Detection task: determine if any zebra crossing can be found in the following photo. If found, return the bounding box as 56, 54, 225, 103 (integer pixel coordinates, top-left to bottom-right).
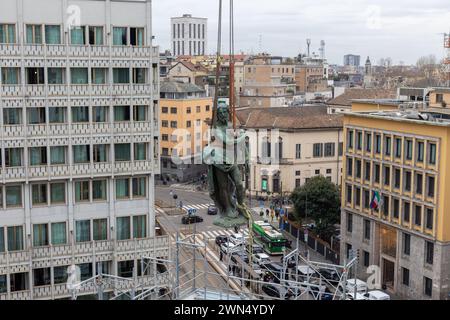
181, 203, 213, 212
201, 228, 250, 240
155, 207, 165, 214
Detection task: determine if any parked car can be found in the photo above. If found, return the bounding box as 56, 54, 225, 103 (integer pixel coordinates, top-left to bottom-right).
345, 292, 368, 300
261, 284, 291, 299
281, 256, 297, 268
293, 265, 318, 282
246, 243, 264, 254
207, 205, 218, 215
263, 262, 288, 283
215, 235, 228, 246
252, 253, 271, 266
318, 268, 340, 283
345, 278, 368, 294
229, 233, 245, 245
231, 251, 249, 264
363, 290, 391, 300
181, 215, 203, 225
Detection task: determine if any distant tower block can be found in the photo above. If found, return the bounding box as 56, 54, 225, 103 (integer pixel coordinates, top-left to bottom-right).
320, 40, 325, 59
364, 56, 373, 87
306, 39, 311, 57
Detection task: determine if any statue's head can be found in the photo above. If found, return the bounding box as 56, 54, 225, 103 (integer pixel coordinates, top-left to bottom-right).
217, 102, 229, 124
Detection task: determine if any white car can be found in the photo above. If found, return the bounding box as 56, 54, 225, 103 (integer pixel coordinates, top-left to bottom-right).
220, 242, 239, 254
229, 233, 245, 245
345, 278, 368, 294
346, 292, 368, 300
252, 253, 271, 266
363, 290, 391, 300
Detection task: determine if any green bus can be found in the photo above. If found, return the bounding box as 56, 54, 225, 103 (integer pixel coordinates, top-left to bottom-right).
252, 221, 288, 255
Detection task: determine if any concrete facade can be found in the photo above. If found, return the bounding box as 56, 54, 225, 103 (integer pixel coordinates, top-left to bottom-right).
171, 14, 207, 56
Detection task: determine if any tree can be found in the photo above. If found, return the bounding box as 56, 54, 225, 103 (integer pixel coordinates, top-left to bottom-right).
290, 176, 341, 240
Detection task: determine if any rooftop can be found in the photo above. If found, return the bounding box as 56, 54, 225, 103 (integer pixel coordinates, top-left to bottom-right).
160, 81, 205, 94
327, 88, 397, 106
236, 105, 343, 130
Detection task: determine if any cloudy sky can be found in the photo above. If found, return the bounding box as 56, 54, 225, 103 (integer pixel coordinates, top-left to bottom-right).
152, 0, 450, 65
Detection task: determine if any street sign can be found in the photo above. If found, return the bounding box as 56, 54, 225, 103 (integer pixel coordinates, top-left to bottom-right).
188, 208, 197, 215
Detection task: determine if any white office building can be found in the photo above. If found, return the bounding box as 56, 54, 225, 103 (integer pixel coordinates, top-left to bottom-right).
0, 0, 169, 300
171, 14, 207, 56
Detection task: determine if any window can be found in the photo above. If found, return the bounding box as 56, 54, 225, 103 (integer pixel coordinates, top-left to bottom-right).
50, 183, 65, 204
0, 24, 16, 43
75, 181, 90, 202
402, 268, 410, 286
92, 68, 106, 84
113, 68, 129, 84
73, 145, 90, 163
394, 168, 401, 189
161, 107, 168, 114
116, 179, 130, 199
32, 184, 47, 205
405, 139, 413, 160
117, 217, 131, 240
425, 208, 434, 230
425, 241, 434, 265
324, 143, 335, 157
403, 202, 410, 223
364, 220, 371, 240
93, 144, 108, 163
383, 166, 390, 186
133, 68, 146, 84
50, 146, 66, 165
206, 105, 210, 112
315, 169, 320, 175
134, 143, 147, 161
51, 222, 66, 245
346, 158, 353, 177
393, 198, 400, 219
113, 27, 127, 45
403, 233, 410, 256
78, 263, 93, 281
313, 143, 323, 158
0, 228, 4, 253
186, 120, 192, 128
5, 148, 22, 167
295, 144, 301, 159
33, 224, 48, 247
30, 147, 47, 166
71, 68, 88, 84
383, 196, 389, 216
414, 205, 422, 227
355, 160, 361, 179
170, 121, 178, 128
33, 268, 51, 287
364, 190, 370, 209
346, 185, 352, 204
363, 251, 370, 267
114, 106, 130, 121
45, 25, 61, 44
347, 130, 353, 149
7, 226, 23, 251
427, 175, 435, 198
196, 106, 201, 113
404, 171, 411, 192
132, 177, 146, 197
428, 143, 436, 165
424, 277, 432, 297
355, 187, 361, 207
346, 243, 352, 260
93, 180, 107, 201
88, 26, 104, 45
133, 215, 147, 239
326, 169, 332, 174
416, 141, 424, 162
75, 220, 91, 243
365, 133, 372, 152
162, 134, 168, 141
338, 142, 343, 156
48, 67, 64, 84
395, 138, 402, 158
26, 24, 42, 44
375, 134, 381, 154
130, 27, 144, 46
28, 107, 46, 124
3, 108, 22, 125
70, 26, 86, 45
72, 107, 89, 123
6, 185, 22, 207
49, 107, 65, 123
384, 136, 391, 156
54, 266, 68, 284
356, 131, 362, 150
347, 213, 353, 233
118, 260, 134, 278
133, 106, 146, 121
187, 107, 191, 114
115, 144, 131, 161
364, 161, 371, 181
1, 67, 20, 84
416, 173, 423, 195
93, 219, 108, 241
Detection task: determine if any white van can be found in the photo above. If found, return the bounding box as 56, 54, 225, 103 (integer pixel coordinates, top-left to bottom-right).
229, 233, 245, 245
345, 278, 368, 294
363, 290, 391, 300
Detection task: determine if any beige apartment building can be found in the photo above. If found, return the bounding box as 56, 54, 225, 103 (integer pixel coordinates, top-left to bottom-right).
295, 64, 328, 93
237, 106, 343, 195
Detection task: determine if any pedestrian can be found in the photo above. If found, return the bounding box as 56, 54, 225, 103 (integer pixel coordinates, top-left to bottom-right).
265, 209, 269, 218
270, 211, 274, 223
220, 250, 223, 261
260, 210, 264, 217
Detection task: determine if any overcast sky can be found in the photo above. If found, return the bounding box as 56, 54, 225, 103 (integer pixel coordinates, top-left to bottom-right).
152, 0, 450, 65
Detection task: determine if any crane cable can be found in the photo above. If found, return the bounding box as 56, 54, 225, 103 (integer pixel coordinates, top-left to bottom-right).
212, 0, 223, 127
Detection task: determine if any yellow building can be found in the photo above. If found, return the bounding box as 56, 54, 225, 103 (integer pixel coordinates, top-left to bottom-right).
341, 100, 450, 300
429, 88, 450, 108
160, 81, 212, 182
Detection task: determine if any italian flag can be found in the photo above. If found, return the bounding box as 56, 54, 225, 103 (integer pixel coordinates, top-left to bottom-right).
370, 191, 381, 210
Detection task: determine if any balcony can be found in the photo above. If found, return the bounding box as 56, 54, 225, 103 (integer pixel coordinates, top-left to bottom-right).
1, 85, 22, 97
